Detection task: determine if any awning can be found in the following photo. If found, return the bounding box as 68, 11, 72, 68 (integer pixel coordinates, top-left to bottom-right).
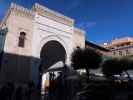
45, 61, 65, 72
44, 61, 79, 80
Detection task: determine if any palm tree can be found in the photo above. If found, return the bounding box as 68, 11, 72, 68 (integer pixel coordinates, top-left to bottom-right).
71, 48, 102, 79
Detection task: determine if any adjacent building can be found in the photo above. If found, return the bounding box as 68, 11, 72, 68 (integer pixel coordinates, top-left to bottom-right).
103, 37, 133, 57
85, 40, 110, 56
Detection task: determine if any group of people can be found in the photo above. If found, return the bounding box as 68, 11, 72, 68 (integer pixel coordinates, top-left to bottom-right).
42, 71, 78, 100
0, 81, 40, 100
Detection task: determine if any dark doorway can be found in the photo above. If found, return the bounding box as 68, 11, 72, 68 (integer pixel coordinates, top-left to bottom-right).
39, 40, 66, 73
39, 41, 67, 100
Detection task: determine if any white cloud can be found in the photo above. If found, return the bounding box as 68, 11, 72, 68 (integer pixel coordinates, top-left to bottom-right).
77, 21, 96, 30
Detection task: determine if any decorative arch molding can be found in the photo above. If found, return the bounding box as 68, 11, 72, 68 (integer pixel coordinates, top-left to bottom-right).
37, 35, 69, 60
30, 35, 69, 86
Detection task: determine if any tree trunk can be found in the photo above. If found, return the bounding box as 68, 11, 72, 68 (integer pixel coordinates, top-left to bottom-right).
85, 68, 90, 82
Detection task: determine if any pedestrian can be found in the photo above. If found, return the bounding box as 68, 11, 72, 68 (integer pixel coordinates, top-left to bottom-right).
15, 86, 23, 100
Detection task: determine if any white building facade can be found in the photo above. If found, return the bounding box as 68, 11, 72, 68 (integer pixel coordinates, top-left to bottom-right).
0, 3, 85, 85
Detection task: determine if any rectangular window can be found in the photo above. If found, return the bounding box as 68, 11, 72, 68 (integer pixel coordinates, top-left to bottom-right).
18, 37, 25, 47
119, 51, 122, 56
18, 32, 26, 48
126, 49, 130, 55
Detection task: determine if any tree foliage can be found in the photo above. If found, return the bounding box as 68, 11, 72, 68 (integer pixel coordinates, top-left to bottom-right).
102, 57, 133, 78
102, 58, 124, 77
71, 48, 102, 70
120, 57, 133, 70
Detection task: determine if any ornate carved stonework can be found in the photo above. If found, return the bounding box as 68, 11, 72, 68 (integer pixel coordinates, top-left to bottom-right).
32, 3, 74, 26
10, 3, 34, 19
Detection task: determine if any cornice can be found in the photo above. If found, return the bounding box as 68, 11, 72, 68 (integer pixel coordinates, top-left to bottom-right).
74, 27, 85, 36
10, 3, 34, 19
32, 3, 74, 26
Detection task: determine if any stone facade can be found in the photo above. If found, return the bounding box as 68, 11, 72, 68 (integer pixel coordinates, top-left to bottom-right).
0, 3, 85, 84
3, 3, 33, 56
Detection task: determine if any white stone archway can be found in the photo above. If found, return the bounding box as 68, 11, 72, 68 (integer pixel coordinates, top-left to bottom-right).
31, 35, 71, 85
37, 35, 70, 65
39, 35, 67, 56
40, 40, 66, 69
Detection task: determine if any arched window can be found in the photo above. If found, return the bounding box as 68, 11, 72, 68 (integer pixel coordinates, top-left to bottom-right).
18, 32, 26, 47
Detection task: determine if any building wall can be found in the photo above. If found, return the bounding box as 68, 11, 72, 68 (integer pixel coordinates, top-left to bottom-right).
0, 3, 34, 83
0, 3, 85, 84
3, 4, 33, 56
111, 46, 133, 57
103, 37, 133, 57
73, 28, 85, 49
31, 3, 85, 64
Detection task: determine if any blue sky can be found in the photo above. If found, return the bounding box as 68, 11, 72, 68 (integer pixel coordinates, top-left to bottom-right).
0, 0, 133, 44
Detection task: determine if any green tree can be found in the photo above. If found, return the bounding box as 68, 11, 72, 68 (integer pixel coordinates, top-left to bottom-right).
71, 48, 102, 79
102, 57, 133, 80
119, 57, 133, 81
102, 58, 123, 78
